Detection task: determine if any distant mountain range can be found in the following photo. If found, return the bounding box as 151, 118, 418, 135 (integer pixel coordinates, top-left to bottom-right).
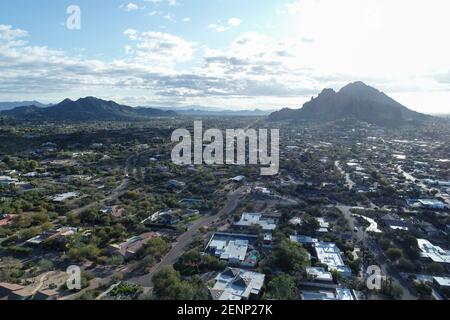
0, 99, 275, 121
0, 83, 435, 125
269, 82, 432, 127
0, 101, 50, 111
0, 97, 177, 121
158, 106, 275, 116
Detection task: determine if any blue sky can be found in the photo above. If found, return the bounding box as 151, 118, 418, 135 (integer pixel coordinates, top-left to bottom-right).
0, 0, 282, 59
0, 0, 449, 113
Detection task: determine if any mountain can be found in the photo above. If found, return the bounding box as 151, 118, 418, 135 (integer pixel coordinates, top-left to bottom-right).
1, 97, 177, 121
173, 108, 274, 116
0, 101, 50, 111
158, 105, 276, 116
269, 82, 432, 127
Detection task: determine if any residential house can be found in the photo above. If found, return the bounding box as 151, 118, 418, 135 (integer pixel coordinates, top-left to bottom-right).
381, 213, 413, 231
408, 199, 448, 210
0, 283, 32, 300
230, 176, 246, 182
99, 206, 125, 219
233, 213, 277, 232
109, 232, 160, 258
34, 289, 59, 300
252, 186, 271, 197
289, 217, 302, 226
209, 267, 265, 300
314, 242, 352, 277
144, 208, 199, 225
301, 288, 356, 300
0, 176, 18, 186
165, 180, 186, 190
433, 277, 450, 292
419, 222, 441, 237
206, 233, 259, 267
0, 213, 14, 227
290, 235, 319, 247
317, 217, 330, 233
305, 267, 334, 283
26, 227, 77, 246
51, 192, 79, 203
417, 239, 450, 264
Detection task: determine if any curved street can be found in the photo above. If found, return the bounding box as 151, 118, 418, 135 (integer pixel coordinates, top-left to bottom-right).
127, 186, 247, 288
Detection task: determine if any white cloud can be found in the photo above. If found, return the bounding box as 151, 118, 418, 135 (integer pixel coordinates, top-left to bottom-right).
123, 28, 196, 66
228, 18, 242, 27
120, 2, 144, 12
208, 24, 227, 33
0, 25, 28, 41
208, 17, 243, 32
144, 0, 178, 6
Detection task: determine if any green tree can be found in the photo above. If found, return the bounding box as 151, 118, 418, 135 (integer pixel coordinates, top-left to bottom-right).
38, 259, 54, 271
143, 237, 170, 259
265, 274, 297, 300
272, 239, 310, 272
174, 250, 225, 276
152, 267, 195, 300
381, 279, 403, 300
386, 248, 403, 261
414, 282, 432, 299
426, 263, 444, 275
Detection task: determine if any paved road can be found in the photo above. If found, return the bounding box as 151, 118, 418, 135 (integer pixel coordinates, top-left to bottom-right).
337, 204, 417, 300
334, 158, 418, 301
67, 155, 140, 216
127, 186, 247, 287
67, 178, 130, 215
335, 161, 355, 189
125, 155, 134, 178
335, 160, 419, 299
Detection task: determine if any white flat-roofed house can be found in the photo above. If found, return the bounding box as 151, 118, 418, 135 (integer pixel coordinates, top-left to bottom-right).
314, 242, 352, 277
209, 267, 265, 301
289, 217, 302, 226
306, 267, 334, 283
433, 277, 450, 290
317, 217, 330, 233
234, 213, 277, 232
51, 192, 79, 203
206, 233, 259, 267
301, 288, 356, 300
417, 239, 450, 264
210, 238, 248, 265
263, 232, 273, 245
